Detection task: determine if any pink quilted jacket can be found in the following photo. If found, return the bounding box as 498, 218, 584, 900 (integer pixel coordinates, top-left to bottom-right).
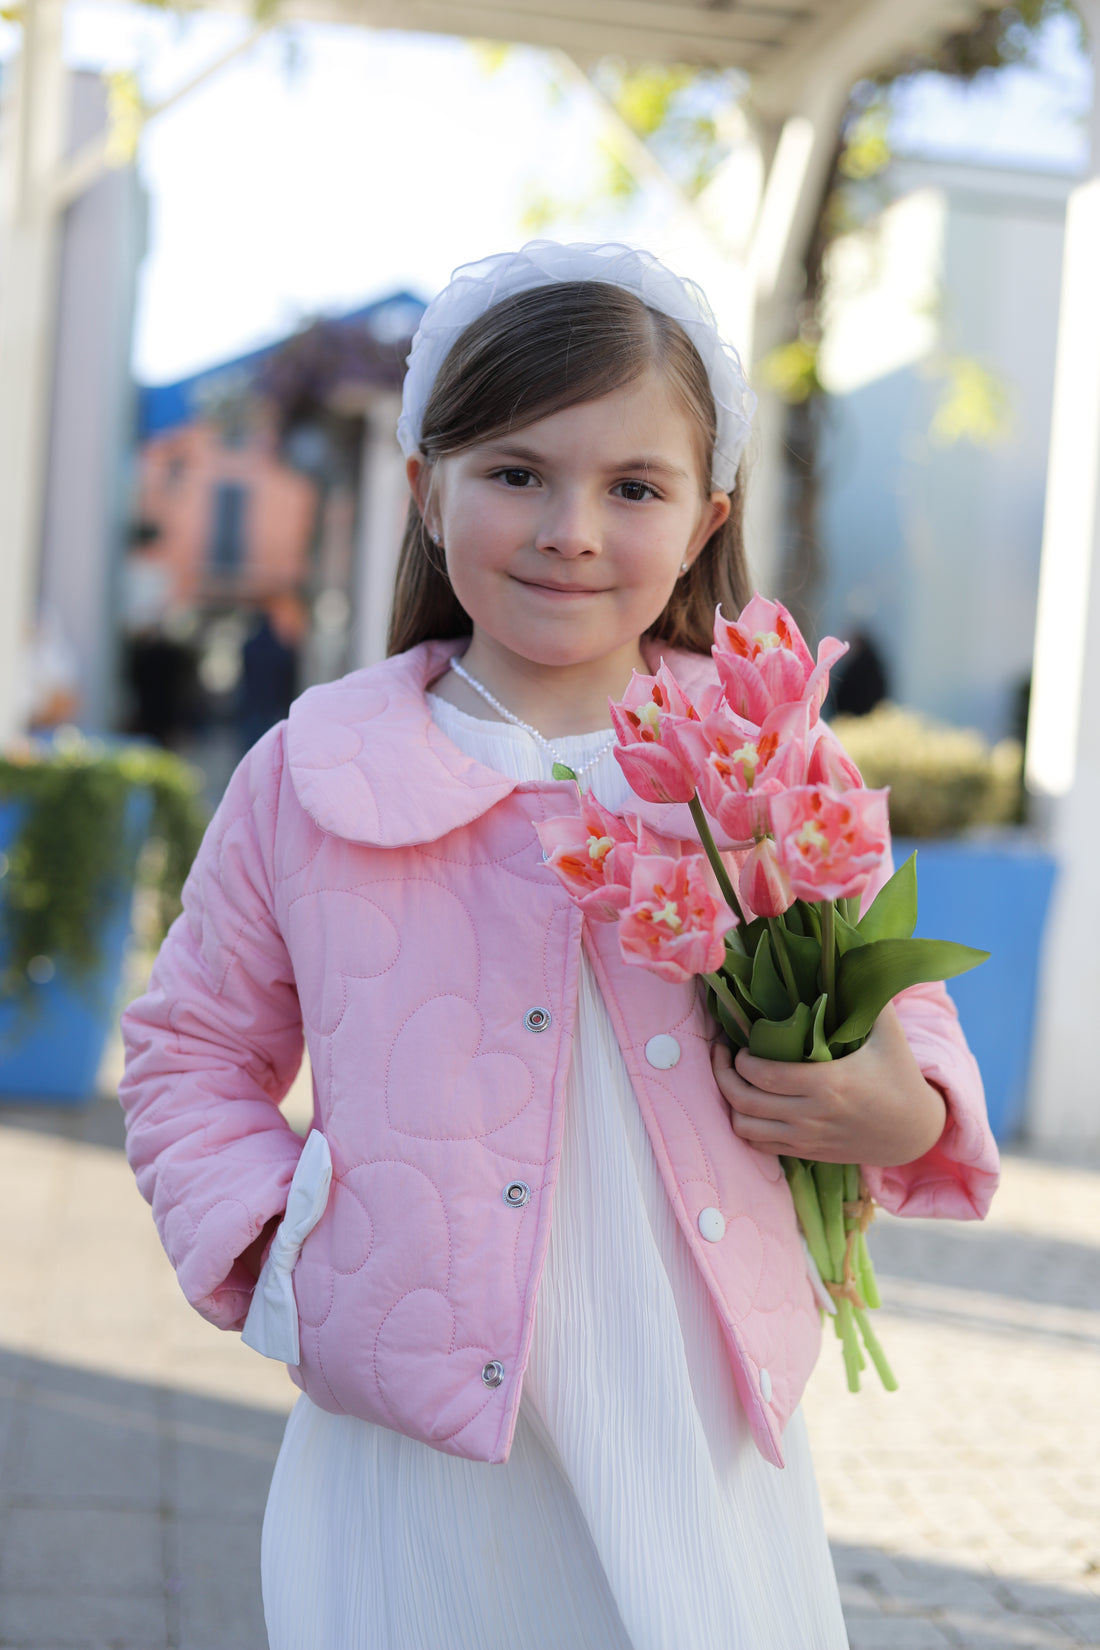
119, 639, 999, 1469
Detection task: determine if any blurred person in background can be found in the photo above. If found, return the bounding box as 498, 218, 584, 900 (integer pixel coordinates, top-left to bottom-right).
235, 589, 308, 755
830, 629, 889, 718
121, 522, 200, 748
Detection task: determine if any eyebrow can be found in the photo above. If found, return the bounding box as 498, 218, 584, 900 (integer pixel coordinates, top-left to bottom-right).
481, 441, 691, 482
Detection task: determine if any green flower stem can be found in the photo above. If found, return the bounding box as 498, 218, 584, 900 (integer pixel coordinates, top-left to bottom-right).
815, 1161, 847, 1279
768, 917, 799, 1009
857, 1232, 881, 1309
855, 1308, 898, 1391
705, 971, 753, 1041
820, 899, 837, 1033
688, 794, 743, 923
836, 1299, 865, 1392
782, 1157, 831, 1281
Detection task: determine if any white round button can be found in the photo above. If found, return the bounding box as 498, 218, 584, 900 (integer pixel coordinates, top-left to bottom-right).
759, 1367, 773, 1403
645, 1033, 681, 1070
698, 1206, 726, 1243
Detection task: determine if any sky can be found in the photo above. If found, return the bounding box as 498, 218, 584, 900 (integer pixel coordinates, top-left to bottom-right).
0, 4, 1092, 386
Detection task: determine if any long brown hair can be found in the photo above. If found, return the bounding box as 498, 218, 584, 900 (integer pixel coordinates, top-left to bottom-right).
387, 281, 751, 657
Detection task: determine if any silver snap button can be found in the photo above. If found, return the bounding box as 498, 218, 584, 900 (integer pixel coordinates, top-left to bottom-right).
503, 1180, 530, 1208
524, 1006, 551, 1033
481, 1360, 505, 1388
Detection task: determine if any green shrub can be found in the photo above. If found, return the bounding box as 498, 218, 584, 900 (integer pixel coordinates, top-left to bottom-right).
0, 732, 207, 1004
829, 704, 1024, 838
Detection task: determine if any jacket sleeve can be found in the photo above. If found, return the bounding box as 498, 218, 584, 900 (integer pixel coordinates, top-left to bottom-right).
856, 841, 999, 1221
119, 724, 307, 1331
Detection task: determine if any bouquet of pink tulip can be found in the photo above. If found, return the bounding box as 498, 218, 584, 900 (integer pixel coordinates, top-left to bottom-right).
536, 595, 988, 1393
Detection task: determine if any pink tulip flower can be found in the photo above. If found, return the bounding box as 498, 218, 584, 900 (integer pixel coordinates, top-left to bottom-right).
619, 853, 738, 984
536, 795, 648, 923
806, 728, 864, 791
739, 835, 794, 919
671, 699, 810, 845
770, 785, 890, 903
609, 664, 705, 805
713, 595, 848, 726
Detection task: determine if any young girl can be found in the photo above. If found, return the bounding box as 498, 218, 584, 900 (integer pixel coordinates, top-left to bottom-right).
119, 240, 998, 1650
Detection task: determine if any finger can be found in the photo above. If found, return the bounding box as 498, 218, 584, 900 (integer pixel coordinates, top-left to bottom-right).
725, 1083, 811, 1123
728, 1107, 797, 1151
710, 1038, 735, 1076
734, 1048, 821, 1097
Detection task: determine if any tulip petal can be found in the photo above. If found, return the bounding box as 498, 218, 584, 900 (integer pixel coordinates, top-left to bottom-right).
612, 741, 697, 804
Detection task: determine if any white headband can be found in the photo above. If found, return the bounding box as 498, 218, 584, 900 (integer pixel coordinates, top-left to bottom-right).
396, 240, 756, 492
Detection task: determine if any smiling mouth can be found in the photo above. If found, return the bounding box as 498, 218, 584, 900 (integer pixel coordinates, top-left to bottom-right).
516, 579, 608, 595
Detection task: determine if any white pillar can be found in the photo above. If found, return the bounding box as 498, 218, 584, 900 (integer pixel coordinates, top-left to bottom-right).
39, 73, 145, 731
352, 393, 408, 669
0, 0, 66, 743
1025, 0, 1100, 1143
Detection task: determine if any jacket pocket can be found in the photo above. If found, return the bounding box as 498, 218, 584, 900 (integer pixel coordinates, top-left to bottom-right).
241, 1129, 332, 1364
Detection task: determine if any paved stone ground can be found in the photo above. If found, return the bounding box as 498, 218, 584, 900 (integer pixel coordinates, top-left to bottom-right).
1, 1055, 1097, 1649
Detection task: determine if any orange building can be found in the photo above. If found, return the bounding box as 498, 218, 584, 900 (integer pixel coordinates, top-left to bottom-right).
132, 292, 424, 624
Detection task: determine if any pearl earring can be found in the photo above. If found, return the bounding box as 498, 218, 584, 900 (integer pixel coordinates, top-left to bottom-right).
679, 560, 689, 574
431, 531, 442, 547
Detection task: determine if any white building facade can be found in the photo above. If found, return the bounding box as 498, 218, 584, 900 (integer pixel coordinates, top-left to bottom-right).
817, 155, 1075, 743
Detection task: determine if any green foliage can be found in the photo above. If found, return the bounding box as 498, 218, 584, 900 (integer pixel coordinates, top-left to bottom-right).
758, 336, 823, 405
0, 735, 206, 1007
830, 704, 1024, 838
837, 99, 892, 182
928, 356, 1014, 448
591, 60, 744, 201
885, 0, 1080, 81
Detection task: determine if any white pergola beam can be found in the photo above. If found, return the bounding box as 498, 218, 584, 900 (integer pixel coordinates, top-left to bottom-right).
217, 0, 796, 67
52, 19, 275, 212
752, 0, 984, 116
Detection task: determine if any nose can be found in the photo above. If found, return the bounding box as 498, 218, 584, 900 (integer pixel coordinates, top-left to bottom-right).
534, 487, 600, 559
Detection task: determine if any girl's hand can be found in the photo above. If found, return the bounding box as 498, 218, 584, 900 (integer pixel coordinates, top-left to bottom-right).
710, 1002, 947, 1166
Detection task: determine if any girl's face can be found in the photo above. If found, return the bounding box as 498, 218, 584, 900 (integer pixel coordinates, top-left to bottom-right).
408, 367, 730, 691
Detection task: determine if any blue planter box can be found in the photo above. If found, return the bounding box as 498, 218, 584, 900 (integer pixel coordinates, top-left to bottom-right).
894, 835, 1056, 1145
0, 790, 151, 1104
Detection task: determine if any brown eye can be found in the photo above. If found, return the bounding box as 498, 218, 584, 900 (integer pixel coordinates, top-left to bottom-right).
617, 480, 656, 502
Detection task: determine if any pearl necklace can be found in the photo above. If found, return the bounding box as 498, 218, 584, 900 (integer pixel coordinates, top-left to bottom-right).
448, 656, 619, 780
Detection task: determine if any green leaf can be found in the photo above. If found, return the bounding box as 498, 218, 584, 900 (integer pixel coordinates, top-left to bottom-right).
832, 908, 865, 955
858, 852, 918, 943
794, 899, 821, 942
831, 936, 990, 1046
721, 939, 754, 988
740, 915, 768, 954
551, 762, 576, 782
749, 933, 791, 1020
707, 983, 748, 1049
724, 921, 751, 957
808, 993, 832, 1061
749, 1001, 813, 1062
784, 902, 807, 937
782, 926, 823, 1000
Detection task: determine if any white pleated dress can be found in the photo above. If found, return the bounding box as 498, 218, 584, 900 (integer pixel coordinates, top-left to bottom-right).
261, 703, 849, 1650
